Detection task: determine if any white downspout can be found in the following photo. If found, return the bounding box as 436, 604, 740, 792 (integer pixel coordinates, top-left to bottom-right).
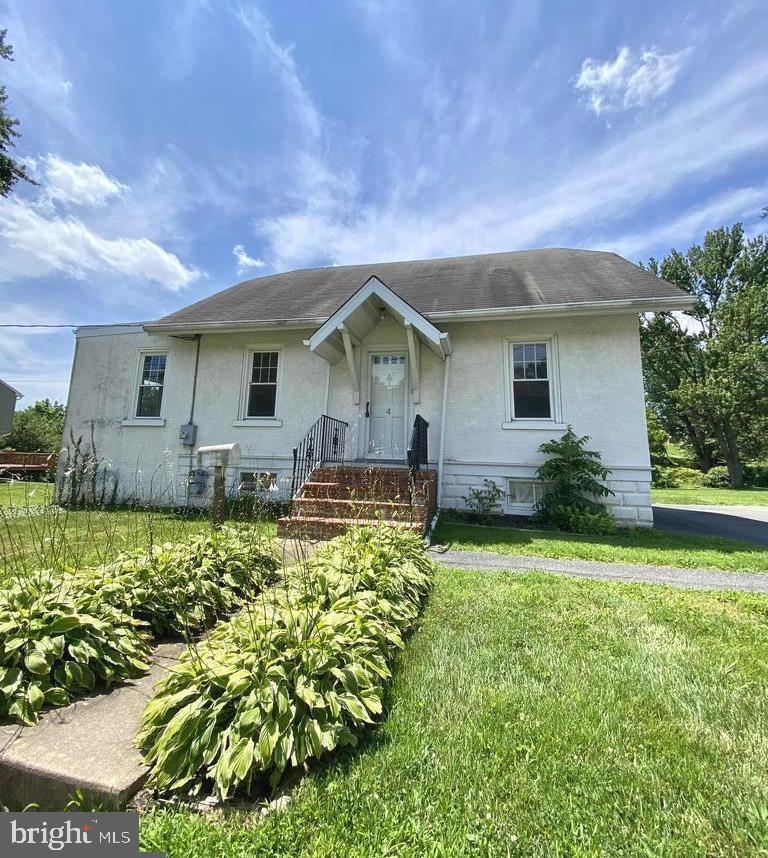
436, 352, 451, 510
323, 360, 332, 414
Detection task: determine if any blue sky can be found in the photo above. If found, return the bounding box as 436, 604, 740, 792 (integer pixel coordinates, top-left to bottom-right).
1, 0, 766, 404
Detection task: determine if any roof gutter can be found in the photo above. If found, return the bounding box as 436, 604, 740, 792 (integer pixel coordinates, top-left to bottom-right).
143, 318, 323, 335
425, 295, 698, 322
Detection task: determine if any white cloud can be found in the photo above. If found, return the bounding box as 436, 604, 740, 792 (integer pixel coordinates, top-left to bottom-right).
575, 46, 689, 114
1, 3, 79, 137
233, 243, 265, 275
600, 186, 768, 259
0, 196, 200, 292
234, 3, 321, 146
32, 154, 128, 207
258, 56, 768, 270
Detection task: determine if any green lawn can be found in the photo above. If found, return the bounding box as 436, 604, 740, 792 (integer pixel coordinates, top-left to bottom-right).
0, 504, 277, 575
653, 486, 768, 506
141, 568, 768, 857
433, 521, 768, 573
0, 480, 53, 507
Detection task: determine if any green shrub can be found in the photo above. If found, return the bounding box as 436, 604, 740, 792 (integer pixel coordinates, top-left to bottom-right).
534, 427, 616, 533
651, 465, 708, 489
138, 526, 435, 799
77, 526, 279, 637
744, 463, 768, 487
701, 465, 730, 488
651, 465, 677, 488
559, 505, 617, 535
0, 574, 151, 725
463, 480, 503, 523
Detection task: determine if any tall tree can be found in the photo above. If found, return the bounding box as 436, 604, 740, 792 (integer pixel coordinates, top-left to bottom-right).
641, 221, 768, 486
0, 399, 65, 453
0, 29, 35, 196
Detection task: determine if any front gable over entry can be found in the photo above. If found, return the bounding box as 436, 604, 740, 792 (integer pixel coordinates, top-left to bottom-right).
305, 276, 451, 404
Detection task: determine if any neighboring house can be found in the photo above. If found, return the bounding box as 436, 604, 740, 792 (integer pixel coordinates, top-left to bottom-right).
0, 378, 22, 435
60, 249, 693, 529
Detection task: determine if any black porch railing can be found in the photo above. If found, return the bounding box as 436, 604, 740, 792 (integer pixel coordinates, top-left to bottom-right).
407, 414, 429, 475
290, 415, 348, 501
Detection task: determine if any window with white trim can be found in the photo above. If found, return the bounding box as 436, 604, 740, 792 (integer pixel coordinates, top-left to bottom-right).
507, 478, 545, 508
245, 351, 279, 417
238, 471, 278, 495
135, 353, 166, 418
510, 342, 551, 419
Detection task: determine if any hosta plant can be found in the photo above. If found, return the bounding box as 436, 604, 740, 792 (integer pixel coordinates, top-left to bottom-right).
138, 526, 434, 799
77, 526, 279, 636
0, 573, 151, 725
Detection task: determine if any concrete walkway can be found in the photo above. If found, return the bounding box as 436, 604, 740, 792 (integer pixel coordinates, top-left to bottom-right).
430, 547, 768, 594
653, 504, 768, 547
0, 642, 183, 810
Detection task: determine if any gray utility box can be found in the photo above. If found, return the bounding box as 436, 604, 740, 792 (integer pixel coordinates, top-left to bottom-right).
187, 468, 207, 495
179, 423, 197, 446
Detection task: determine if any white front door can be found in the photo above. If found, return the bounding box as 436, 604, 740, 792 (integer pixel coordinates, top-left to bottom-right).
367, 352, 407, 459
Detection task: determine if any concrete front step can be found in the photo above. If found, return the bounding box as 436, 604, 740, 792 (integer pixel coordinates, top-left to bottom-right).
301, 481, 414, 502
310, 475, 412, 495
291, 497, 424, 522
277, 516, 423, 540
279, 466, 438, 540
0, 643, 182, 811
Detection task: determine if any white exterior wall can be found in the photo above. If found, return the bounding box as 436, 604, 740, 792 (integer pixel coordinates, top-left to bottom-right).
61, 312, 652, 524
437, 314, 652, 525
61, 326, 326, 505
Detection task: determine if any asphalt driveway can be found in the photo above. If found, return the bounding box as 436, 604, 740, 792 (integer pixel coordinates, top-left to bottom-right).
653, 504, 768, 547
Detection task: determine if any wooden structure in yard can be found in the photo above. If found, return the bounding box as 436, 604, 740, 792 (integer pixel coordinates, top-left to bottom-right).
0, 451, 55, 477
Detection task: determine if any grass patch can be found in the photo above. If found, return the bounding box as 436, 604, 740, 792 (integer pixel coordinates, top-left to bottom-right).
0, 505, 277, 577
0, 481, 53, 507
433, 521, 768, 573
653, 487, 768, 506
141, 568, 768, 857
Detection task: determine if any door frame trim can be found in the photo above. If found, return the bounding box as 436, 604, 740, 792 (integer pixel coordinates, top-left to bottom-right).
362, 346, 410, 461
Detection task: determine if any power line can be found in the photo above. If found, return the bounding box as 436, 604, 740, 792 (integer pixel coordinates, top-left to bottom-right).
0, 324, 79, 328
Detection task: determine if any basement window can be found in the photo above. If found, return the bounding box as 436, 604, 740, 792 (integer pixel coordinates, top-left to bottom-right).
239, 471, 278, 494
506, 478, 545, 510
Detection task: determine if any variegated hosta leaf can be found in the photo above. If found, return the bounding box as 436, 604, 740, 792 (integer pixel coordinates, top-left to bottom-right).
0, 575, 152, 726
140, 526, 435, 799
74, 525, 279, 636
1, 526, 278, 725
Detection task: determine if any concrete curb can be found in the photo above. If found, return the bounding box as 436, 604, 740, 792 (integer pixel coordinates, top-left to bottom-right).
0, 643, 182, 811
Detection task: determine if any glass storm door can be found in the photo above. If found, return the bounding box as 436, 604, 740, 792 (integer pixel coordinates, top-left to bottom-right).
367, 353, 407, 459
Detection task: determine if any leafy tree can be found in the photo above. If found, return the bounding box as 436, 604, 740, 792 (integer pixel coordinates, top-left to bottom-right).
645, 408, 669, 466
0, 29, 35, 196
0, 399, 65, 453
641, 220, 768, 486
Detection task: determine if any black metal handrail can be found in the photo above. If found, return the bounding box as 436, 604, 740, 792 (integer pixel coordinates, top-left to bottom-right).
407, 414, 429, 474
290, 415, 348, 501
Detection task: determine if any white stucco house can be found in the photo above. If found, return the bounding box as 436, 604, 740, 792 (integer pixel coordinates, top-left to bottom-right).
60, 248, 693, 530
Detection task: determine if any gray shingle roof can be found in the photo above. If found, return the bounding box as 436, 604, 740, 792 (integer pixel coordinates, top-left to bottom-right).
148, 248, 690, 329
